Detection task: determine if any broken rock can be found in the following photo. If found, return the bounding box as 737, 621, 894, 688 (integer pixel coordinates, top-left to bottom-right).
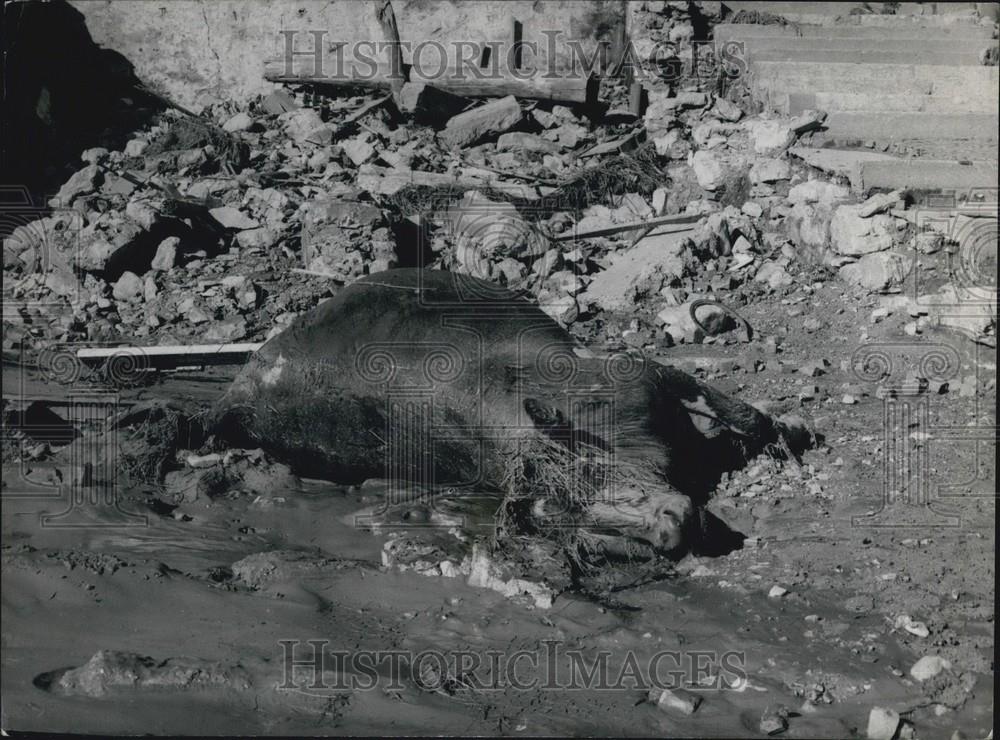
839, 251, 910, 291
342, 135, 378, 166
858, 190, 902, 218
151, 236, 179, 272
439, 95, 522, 148
649, 687, 702, 715
209, 206, 260, 231
713, 98, 743, 122
580, 231, 694, 312
48, 164, 101, 207
112, 271, 144, 303
750, 158, 791, 184
831, 205, 901, 255
222, 112, 254, 133
910, 655, 951, 681
692, 150, 726, 191
866, 707, 901, 740
496, 132, 561, 153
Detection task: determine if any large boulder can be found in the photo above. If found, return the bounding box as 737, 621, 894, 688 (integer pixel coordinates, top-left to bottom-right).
839, 251, 910, 291
830, 205, 902, 256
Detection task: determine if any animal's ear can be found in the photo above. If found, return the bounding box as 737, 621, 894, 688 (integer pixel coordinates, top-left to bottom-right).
524, 398, 566, 429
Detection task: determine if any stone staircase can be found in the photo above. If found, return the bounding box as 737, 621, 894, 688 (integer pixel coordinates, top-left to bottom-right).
715, 1, 999, 193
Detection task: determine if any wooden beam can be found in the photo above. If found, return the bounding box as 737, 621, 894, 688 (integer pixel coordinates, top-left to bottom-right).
265, 56, 597, 105
356, 164, 556, 200
510, 17, 523, 73
76, 343, 262, 370
409, 68, 596, 105
374, 0, 407, 104
549, 213, 701, 242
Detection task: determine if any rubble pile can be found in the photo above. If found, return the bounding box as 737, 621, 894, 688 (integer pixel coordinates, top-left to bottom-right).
4, 12, 996, 360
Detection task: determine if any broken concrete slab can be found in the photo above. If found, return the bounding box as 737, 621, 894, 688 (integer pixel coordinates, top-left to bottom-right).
496, 132, 561, 153
579, 231, 694, 312
789, 146, 899, 190
438, 95, 522, 148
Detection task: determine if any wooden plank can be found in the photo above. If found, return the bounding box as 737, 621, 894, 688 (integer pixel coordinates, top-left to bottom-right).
356, 164, 556, 200
549, 213, 701, 242
76, 344, 262, 361
374, 0, 406, 104
264, 56, 597, 105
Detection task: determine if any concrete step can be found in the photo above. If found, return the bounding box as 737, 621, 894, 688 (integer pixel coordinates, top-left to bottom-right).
815, 112, 999, 144
771, 90, 1000, 115
715, 22, 995, 41
751, 61, 999, 97
853, 12, 985, 27
724, 0, 982, 14
729, 36, 992, 53
722, 2, 876, 24
748, 48, 982, 65
804, 112, 999, 160
787, 146, 900, 189
789, 146, 999, 191
858, 159, 999, 191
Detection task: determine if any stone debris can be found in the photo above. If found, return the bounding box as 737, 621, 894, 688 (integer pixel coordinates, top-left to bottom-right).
867, 707, 901, 740
438, 95, 522, 148
648, 687, 703, 715
910, 655, 952, 681
39, 650, 251, 697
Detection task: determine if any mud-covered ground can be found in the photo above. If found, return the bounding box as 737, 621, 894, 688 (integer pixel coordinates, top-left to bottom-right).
2, 278, 994, 738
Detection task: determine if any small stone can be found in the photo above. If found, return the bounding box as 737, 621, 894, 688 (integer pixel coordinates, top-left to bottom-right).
648, 687, 702, 715
692, 150, 726, 191
281, 108, 324, 142
750, 158, 791, 184
223, 112, 254, 133
759, 712, 788, 735
768, 585, 788, 598
842, 395, 857, 405
916, 232, 943, 254
496, 132, 561, 153
866, 707, 900, 740
124, 138, 148, 157
209, 206, 260, 230
713, 98, 743, 122
80, 147, 108, 164
910, 655, 950, 681
112, 271, 143, 302
49, 164, 101, 206
151, 236, 179, 271
262, 90, 298, 115
342, 136, 377, 166
857, 190, 901, 218
894, 615, 929, 638
798, 360, 828, 377
143, 276, 158, 302
186, 453, 222, 468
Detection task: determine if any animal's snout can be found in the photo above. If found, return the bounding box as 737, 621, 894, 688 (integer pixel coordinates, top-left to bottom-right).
650, 494, 694, 553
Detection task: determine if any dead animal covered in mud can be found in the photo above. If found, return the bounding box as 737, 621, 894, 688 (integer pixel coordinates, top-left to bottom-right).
210, 269, 809, 562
